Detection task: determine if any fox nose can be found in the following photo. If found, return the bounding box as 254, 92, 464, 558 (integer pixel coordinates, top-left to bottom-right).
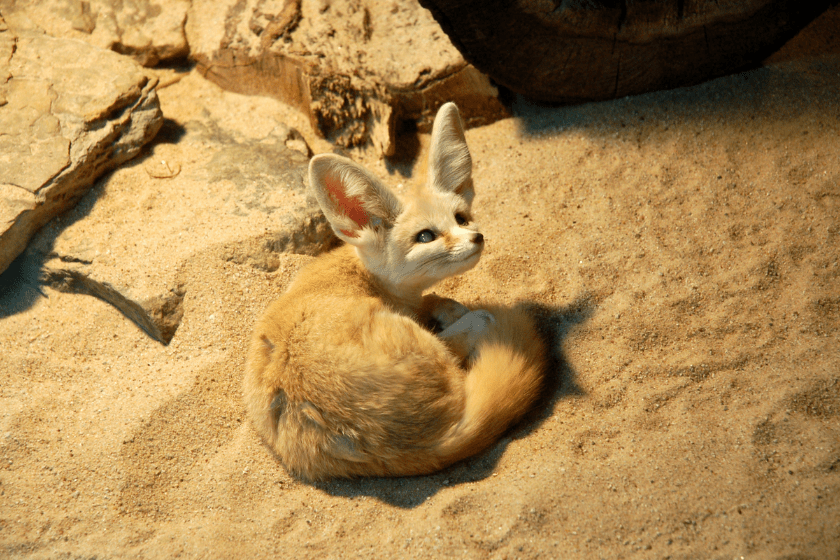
472, 233, 484, 244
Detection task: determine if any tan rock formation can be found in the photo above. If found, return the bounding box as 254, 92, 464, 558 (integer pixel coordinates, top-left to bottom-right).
0, 22, 162, 276
186, 0, 508, 156
0, 0, 190, 66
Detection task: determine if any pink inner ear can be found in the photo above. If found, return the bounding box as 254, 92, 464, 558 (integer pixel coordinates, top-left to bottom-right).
325, 176, 369, 238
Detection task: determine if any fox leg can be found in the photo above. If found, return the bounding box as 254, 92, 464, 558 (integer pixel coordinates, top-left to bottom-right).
438, 310, 496, 363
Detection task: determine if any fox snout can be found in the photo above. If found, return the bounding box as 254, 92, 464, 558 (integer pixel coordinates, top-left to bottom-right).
454, 231, 483, 254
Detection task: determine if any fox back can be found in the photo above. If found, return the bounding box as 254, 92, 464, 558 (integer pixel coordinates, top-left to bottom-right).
244, 103, 547, 480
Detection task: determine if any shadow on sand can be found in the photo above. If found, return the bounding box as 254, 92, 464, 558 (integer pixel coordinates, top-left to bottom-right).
509, 55, 840, 139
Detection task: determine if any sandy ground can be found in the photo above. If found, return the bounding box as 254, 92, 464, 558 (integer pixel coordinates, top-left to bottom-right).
2, 10, 840, 560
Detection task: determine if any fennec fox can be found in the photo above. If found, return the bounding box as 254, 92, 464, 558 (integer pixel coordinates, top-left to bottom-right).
244, 103, 546, 480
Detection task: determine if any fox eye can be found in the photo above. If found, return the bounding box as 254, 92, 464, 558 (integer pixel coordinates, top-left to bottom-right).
415, 230, 436, 244
455, 213, 468, 226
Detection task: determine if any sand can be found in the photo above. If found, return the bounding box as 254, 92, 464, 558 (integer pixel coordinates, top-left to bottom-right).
1, 10, 839, 560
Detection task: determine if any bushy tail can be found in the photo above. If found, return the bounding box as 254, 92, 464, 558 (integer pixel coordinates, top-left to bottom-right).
434, 305, 548, 465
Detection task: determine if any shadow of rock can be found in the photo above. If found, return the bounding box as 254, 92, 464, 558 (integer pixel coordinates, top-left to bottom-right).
0, 153, 116, 318
510, 53, 840, 140
0, 250, 48, 317
151, 117, 189, 146
384, 119, 422, 179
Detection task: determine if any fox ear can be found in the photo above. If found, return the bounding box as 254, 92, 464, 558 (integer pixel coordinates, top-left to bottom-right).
428, 102, 473, 203
309, 154, 402, 245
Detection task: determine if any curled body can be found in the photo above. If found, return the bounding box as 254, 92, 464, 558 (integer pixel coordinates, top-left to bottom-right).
243, 103, 547, 480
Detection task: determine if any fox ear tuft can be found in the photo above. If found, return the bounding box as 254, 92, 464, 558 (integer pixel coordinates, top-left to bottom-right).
428, 103, 473, 203
309, 154, 402, 245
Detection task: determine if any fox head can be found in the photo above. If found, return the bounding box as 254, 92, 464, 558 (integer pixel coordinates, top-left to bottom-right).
309, 102, 484, 297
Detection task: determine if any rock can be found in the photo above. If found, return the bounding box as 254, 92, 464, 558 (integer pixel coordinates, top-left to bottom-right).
0, 0, 190, 66
418, 0, 831, 103
186, 0, 508, 156
0, 23, 163, 277
29, 73, 338, 344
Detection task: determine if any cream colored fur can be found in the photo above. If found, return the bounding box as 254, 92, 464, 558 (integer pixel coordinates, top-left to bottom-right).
243, 103, 547, 480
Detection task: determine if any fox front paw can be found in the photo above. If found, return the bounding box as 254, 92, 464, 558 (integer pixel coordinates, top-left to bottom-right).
438, 309, 496, 363
423, 294, 470, 332
461, 310, 495, 336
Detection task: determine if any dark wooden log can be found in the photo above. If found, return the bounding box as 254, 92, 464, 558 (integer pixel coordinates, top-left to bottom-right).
417, 0, 831, 103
